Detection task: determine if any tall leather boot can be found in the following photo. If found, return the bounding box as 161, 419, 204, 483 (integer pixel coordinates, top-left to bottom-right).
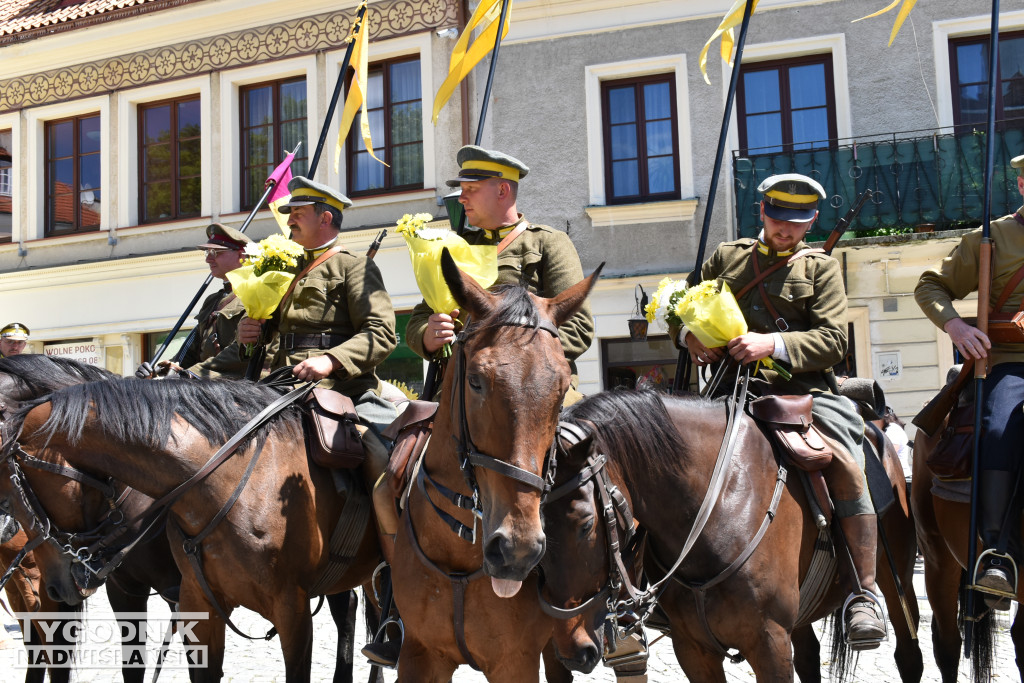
361, 470, 403, 669
976, 470, 1017, 610
838, 513, 886, 650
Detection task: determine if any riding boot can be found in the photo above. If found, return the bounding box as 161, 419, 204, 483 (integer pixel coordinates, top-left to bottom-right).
360, 566, 403, 669
838, 513, 886, 650
976, 471, 1017, 610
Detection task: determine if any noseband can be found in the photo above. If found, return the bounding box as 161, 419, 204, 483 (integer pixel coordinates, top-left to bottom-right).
418, 314, 561, 544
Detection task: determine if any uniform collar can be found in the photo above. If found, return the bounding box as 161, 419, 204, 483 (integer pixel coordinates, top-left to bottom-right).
755, 230, 794, 258
304, 235, 339, 261
483, 214, 526, 241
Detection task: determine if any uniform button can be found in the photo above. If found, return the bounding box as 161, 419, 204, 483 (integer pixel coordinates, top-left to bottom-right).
788, 294, 794, 300
753, 305, 760, 311
299, 279, 306, 285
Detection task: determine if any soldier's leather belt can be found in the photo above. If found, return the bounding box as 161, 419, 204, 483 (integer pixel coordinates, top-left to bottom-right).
281, 332, 347, 351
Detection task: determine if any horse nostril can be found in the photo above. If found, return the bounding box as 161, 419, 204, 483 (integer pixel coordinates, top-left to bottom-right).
46, 584, 61, 602
582, 644, 600, 671
483, 531, 512, 567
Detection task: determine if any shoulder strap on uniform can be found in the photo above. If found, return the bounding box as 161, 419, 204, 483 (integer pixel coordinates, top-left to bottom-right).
734, 248, 825, 301
496, 222, 528, 254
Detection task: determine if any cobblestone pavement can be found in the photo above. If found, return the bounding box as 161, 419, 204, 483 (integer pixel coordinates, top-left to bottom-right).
1, 558, 1020, 681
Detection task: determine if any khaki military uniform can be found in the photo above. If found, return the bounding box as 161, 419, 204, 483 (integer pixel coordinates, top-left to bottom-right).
181, 285, 247, 378
406, 217, 594, 388
915, 207, 1024, 367
687, 238, 871, 516
263, 247, 397, 398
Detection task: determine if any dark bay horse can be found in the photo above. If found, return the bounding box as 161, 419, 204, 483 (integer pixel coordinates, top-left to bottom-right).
391, 253, 602, 682
912, 411, 1014, 683
1, 377, 381, 682
541, 389, 922, 682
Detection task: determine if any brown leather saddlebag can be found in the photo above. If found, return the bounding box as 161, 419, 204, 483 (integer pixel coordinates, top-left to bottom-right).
988, 312, 1024, 345
381, 400, 438, 497
305, 388, 364, 469
926, 401, 974, 480
749, 394, 834, 471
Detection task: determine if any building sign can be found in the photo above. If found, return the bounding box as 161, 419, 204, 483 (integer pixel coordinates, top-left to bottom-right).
44, 341, 102, 366
875, 350, 902, 381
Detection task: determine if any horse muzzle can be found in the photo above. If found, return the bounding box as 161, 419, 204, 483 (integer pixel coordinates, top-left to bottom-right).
482, 527, 546, 583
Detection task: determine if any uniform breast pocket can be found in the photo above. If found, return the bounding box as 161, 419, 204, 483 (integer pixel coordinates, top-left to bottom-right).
768, 278, 814, 304
498, 250, 542, 288
292, 276, 343, 323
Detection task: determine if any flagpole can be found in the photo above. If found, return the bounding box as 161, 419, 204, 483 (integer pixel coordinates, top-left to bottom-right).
964, 0, 1001, 656
420, 0, 511, 401
671, 0, 755, 393
142, 142, 302, 375
473, 0, 510, 146
308, 1, 369, 177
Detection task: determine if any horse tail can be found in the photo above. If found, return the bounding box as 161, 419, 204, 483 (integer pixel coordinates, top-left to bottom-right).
826, 609, 856, 683
956, 569, 995, 683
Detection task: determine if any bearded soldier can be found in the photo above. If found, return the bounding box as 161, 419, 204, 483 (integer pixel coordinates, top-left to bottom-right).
678, 174, 886, 648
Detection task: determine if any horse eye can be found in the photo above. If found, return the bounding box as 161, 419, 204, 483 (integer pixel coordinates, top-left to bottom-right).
579, 518, 595, 537
467, 374, 483, 391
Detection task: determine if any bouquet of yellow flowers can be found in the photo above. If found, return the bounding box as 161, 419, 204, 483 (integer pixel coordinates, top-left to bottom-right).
226, 234, 304, 356
677, 279, 792, 381
643, 277, 689, 331
395, 213, 497, 357
395, 212, 497, 315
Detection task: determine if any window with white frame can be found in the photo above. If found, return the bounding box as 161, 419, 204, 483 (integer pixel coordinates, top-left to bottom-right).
240, 77, 308, 210
139, 96, 201, 223
45, 114, 102, 236
949, 30, 1024, 130
0, 128, 11, 243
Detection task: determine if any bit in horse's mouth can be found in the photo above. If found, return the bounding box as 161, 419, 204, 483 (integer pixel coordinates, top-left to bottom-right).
71, 561, 101, 597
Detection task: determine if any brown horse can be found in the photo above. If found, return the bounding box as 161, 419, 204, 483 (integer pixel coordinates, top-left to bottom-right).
540, 388, 922, 682
391, 253, 601, 682
0, 377, 381, 682
912, 408, 1017, 683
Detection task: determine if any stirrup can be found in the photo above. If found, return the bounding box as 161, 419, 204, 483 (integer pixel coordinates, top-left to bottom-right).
604, 629, 648, 682
362, 617, 404, 670
841, 590, 887, 650
971, 549, 1019, 602
369, 560, 389, 603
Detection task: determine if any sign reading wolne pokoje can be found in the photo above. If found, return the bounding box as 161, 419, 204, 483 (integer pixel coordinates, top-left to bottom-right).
43, 341, 101, 366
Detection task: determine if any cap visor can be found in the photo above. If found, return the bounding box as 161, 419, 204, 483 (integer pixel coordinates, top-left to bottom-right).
278, 199, 316, 212
763, 203, 817, 223
446, 173, 496, 187
197, 243, 232, 250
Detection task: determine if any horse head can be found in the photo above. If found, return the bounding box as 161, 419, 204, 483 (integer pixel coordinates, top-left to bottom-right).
0, 400, 109, 605
440, 248, 602, 585
538, 424, 616, 673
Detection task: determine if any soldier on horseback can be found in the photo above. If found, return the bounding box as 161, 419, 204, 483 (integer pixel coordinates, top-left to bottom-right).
678, 173, 887, 648
914, 154, 1024, 610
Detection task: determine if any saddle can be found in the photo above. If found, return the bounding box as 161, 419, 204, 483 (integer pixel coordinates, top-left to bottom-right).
303, 388, 365, 469
749, 394, 834, 471
925, 365, 977, 481
381, 400, 438, 498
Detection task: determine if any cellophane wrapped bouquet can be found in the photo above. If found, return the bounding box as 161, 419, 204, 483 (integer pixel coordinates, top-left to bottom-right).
226, 233, 304, 355
394, 213, 497, 357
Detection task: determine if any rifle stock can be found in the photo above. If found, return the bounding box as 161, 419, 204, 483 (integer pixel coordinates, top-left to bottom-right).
912, 357, 975, 436
822, 189, 872, 254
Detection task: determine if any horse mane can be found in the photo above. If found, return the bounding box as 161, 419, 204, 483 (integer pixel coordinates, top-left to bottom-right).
562, 388, 698, 479
12, 377, 302, 452
471, 284, 540, 335
0, 354, 117, 393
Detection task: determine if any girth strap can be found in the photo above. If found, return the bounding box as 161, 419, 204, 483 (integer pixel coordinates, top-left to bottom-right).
0, 532, 45, 594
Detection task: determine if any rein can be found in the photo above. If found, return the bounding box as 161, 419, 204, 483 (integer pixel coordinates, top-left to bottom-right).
0, 380, 315, 597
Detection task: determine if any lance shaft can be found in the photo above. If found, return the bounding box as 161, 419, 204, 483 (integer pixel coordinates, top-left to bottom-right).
673, 0, 755, 393
964, 0, 1000, 656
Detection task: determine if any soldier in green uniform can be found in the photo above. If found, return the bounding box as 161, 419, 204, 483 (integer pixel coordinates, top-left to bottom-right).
680, 174, 886, 648
237, 175, 397, 413
914, 154, 1024, 610
135, 224, 250, 379
363, 146, 596, 667
406, 145, 595, 401
0, 323, 29, 357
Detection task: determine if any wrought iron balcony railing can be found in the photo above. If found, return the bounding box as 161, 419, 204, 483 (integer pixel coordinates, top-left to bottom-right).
732, 124, 1024, 239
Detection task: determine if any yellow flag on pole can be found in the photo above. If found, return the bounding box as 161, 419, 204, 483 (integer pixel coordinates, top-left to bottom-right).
431, 0, 510, 125
335, 2, 386, 172
698, 0, 760, 85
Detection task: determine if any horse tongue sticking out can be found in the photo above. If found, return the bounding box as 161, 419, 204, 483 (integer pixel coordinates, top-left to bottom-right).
491, 578, 522, 598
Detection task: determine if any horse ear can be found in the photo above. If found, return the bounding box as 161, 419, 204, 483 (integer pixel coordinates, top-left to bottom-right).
558, 421, 596, 466
441, 247, 494, 319
544, 262, 604, 329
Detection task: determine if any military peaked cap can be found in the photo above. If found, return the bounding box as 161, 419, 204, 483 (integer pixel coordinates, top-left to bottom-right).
446, 145, 530, 187
198, 223, 251, 251
280, 176, 353, 213
758, 173, 827, 222
1, 322, 29, 340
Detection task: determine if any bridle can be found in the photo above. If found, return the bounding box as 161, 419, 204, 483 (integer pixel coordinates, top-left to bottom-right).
416, 314, 562, 544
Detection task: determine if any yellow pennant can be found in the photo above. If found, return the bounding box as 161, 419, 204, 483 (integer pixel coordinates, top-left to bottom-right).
335, 2, 387, 172
853, 0, 919, 47
431, 0, 510, 124
698, 0, 760, 85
